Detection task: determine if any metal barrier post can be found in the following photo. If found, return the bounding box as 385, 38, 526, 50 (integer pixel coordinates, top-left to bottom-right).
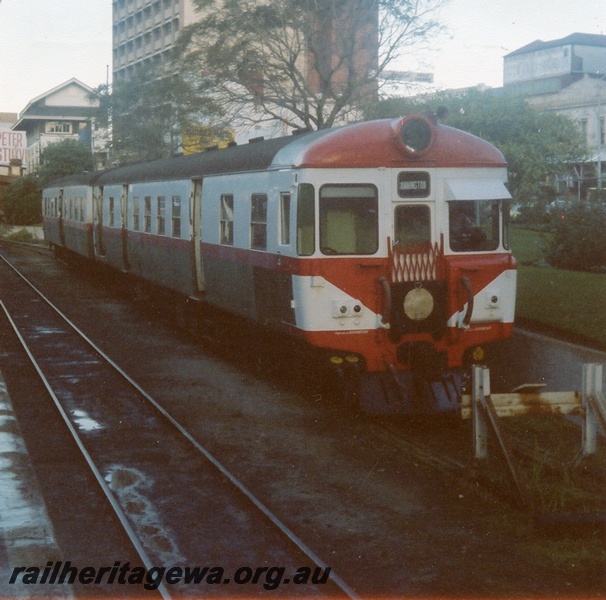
582, 363, 598, 456
581, 363, 606, 458
472, 364, 488, 460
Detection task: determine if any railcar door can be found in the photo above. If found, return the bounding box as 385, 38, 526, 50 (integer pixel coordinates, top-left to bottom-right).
93, 188, 105, 257
120, 184, 130, 270
389, 173, 447, 342
58, 189, 65, 246
191, 179, 205, 293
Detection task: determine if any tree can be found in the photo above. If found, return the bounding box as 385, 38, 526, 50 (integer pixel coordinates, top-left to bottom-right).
2, 139, 94, 226
37, 139, 94, 187
368, 89, 587, 202
177, 0, 447, 132
2, 175, 41, 225
92, 68, 227, 164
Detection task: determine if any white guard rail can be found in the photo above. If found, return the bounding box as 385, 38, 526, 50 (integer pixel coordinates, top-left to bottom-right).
462, 363, 606, 462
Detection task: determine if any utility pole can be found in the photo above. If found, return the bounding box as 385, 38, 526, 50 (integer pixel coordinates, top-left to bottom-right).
596, 73, 606, 191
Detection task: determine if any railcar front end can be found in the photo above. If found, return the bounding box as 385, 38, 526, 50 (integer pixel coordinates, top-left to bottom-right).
280, 117, 516, 414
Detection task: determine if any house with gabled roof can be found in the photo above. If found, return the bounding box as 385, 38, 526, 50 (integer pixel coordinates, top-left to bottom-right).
12, 78, 107, 171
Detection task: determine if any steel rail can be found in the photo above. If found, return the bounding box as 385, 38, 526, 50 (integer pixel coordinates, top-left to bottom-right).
0, 299, 171, 600
0, 251, 360, 600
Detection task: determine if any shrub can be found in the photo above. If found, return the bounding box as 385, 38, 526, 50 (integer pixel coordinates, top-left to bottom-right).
1, 175, 42, 225
546, 204, 606, 271
5, 228, 35, 242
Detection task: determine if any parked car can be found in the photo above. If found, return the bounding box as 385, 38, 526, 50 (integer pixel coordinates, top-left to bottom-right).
545, 199, 577, 221
510, 203, 522, 221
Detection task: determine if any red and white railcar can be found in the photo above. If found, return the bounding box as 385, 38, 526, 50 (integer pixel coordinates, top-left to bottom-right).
42, 116, 516, 413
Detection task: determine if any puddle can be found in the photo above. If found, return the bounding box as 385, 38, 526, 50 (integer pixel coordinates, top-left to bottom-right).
31, 326, 65, 336
105, 465, 183, 564
71, 409, 103, 431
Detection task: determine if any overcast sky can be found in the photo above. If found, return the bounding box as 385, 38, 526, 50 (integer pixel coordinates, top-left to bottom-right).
0, 0, 604, 115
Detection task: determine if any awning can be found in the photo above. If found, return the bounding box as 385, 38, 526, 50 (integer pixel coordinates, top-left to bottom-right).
445, 179, 511, 201
586, 150, 606, 163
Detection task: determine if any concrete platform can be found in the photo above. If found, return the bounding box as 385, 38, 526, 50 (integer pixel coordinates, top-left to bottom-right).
0, 371, 71, 598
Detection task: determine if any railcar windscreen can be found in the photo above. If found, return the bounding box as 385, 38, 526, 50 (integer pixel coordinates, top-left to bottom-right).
394, 204, 431, 248
319, 185, 378, 255
448, 199, 501, 252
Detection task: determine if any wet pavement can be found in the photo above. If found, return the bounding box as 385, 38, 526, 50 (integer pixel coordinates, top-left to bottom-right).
0, 372, 69, 599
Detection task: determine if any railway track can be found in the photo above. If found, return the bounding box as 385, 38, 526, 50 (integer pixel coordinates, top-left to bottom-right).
4, 241, 606, 596
0, 249, 358, 599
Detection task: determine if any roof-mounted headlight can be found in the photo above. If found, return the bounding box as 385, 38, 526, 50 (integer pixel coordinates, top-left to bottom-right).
394, 115, 435, 157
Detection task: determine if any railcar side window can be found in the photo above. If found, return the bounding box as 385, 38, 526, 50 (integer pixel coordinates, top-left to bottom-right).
172, 195, 181, 238
394, 205, 431, 248
133, 197, 140, 231
280, 193, 291, 245
109, 197, 115, 227
449, 200, 500, 252
319, 185, 378, 255
157, 196, 166, 235
250, 194, 267, 250
220, 194, 234, 245
144, 196, 152, 233
297, 184, 315, 256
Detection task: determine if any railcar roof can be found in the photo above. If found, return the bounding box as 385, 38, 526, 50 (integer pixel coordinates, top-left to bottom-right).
45, 118, 507, 190
93, 131, 330, 186
271, 119, 507, 169
43, 172, 97, 189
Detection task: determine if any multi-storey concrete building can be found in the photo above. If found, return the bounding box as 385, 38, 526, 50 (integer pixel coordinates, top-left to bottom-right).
112, 0, 200, 83
504, 33, 606, 196
112, 0, 379, 142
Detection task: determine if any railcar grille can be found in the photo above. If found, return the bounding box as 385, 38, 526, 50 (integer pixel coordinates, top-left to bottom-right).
389, 240, 444, 283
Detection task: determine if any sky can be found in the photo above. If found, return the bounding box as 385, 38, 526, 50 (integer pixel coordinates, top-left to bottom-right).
0, 0, 604, 116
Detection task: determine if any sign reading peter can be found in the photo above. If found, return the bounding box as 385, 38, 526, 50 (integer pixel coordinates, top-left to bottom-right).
0, 130, 27, 166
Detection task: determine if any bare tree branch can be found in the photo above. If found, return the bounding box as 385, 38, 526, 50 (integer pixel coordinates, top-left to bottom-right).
177, 0, 447, 132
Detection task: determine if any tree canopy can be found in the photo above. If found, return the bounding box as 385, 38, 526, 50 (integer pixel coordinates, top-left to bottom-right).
38, 138, 95, 187
368, 90, 587, 201
2, 139, 94, 225
91, 68, 229, 164
177, 0, 447, 132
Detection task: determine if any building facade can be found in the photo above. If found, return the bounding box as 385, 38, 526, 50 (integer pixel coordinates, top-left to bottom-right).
11, 79, 107, 171
112, 0, 200, 83
504, 33, 606, 197
112, 0, 380, 143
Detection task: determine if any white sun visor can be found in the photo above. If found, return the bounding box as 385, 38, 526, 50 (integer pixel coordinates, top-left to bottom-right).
445, 179, 511, 201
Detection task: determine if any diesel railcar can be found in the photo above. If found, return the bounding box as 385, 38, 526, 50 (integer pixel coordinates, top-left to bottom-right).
43, 116, 516, 413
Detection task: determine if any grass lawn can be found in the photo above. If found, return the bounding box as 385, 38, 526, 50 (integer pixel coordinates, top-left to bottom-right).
510, 227, 606, 349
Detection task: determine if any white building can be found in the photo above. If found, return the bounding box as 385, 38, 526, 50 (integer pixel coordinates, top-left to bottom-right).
504, 33, 606, 196
11, 79, 108, 171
